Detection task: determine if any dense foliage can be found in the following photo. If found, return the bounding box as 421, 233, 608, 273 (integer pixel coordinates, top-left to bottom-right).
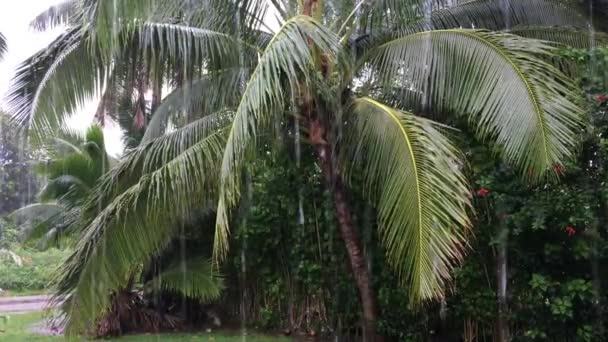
2, 1, 608, 341
0, 219, 69, 293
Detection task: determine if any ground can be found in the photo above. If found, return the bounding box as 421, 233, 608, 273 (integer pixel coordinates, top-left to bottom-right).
0, 312, 292, 341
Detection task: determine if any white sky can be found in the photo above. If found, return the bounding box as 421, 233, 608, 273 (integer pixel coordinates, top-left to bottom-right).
0, 0, 123, 157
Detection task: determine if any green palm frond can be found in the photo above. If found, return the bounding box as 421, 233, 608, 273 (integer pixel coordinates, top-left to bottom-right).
142, 69, 245, 142
30, 0, 78, 31
146, 258, 223, 301
215, 15, 340, 260
88, 0, 267, 60
361, 29, 584, 181
417, 0, 589, 31
92, 113, 232, 210
55, 127, 226, 335
6, 28, 107, 139
22, 207, 79, 250
508, 25, 608, 47
340, 97, 471, 302
139, 22, 259, 72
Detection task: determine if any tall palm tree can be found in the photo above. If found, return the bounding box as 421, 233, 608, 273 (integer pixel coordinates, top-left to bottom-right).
8, 0, 608, 339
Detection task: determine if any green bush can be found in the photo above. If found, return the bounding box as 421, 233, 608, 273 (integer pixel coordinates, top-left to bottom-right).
0, 247, 70, 292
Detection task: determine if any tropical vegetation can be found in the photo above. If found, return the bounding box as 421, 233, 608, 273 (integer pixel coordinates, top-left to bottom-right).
10, 125, 110, 249
1, 0, 608, 341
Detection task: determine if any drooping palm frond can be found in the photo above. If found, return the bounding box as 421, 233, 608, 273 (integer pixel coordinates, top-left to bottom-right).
90, 113, 232, 212
138, 22, 259, 74
214, 15, 341, 260
86, 0, 268, 61
508, 25, 608, 48
412, 0, 589, 31
30, 0, 79, 31
21, 207, 80, 250
6, 27, 107, 139
361, 29, 584, 181
146, 257, 223, 301
142, 69, 245, 142
55, 126, 227, 335
339, 97, 471, 302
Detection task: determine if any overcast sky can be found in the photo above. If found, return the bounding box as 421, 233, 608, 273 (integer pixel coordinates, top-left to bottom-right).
0, 0, 123, 156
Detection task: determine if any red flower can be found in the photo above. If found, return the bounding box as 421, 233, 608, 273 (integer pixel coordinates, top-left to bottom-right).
554, 164, 565, 175
565, 226, 576, 236
477, 188, 490, 197
597, 95, 608, 102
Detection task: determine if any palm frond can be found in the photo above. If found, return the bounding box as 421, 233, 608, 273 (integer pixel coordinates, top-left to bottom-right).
410, 0, 588, 32
139, 22, 259, 74
54, 126, 227, 335
361, 29, 584, 180
508, 25, 608, 48
142, 69, 245, 142
340, 97, 471, 302
215, 15, 340, 260
147, 258, 223, 301
30, 0, 78, 31
6, 28, 107, 139
93, 113, 232, 211
87, 0, 267, 60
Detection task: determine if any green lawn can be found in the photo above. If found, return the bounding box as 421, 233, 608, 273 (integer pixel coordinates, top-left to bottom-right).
0, 312, 291, 341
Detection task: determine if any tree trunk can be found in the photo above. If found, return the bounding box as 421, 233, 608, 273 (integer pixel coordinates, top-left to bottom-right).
312, 123, 381, 341
301, 2, 380, 339
495, 227, 509, 342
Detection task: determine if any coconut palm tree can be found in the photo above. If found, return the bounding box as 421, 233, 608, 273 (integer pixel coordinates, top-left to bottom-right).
8, 0, 608, 339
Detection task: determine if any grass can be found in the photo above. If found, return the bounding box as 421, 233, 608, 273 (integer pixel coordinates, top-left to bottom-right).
0, 312, 292, 341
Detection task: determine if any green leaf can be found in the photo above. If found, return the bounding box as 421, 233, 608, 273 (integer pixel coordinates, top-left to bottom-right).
340, 97, 471, 302
362, 29, 585, 181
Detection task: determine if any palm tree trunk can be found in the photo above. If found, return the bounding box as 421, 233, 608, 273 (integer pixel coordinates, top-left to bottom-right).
311, 119, 381, 341
301, 2, 380, 339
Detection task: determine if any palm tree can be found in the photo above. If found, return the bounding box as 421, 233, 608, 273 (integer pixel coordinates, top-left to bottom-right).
11, 125, 111, 249
8, 0, 608, 339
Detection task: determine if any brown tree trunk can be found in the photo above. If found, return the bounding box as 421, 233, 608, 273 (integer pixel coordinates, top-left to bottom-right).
311, 119, 381, 341
301, 2, 380, 339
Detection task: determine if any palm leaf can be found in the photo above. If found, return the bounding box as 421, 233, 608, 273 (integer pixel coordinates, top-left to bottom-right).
422, 0, 589, 31
139, 22, 259, 73
339, 97, 471, 302
361, 29, 584, 181
30, 0, 78, 31
508, 25, 608, 48
6, 28, 107, 139
142, 69, 245, 142
147, 258, 223, 301
55, 126, 226, 334
215, 15, 340, 260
